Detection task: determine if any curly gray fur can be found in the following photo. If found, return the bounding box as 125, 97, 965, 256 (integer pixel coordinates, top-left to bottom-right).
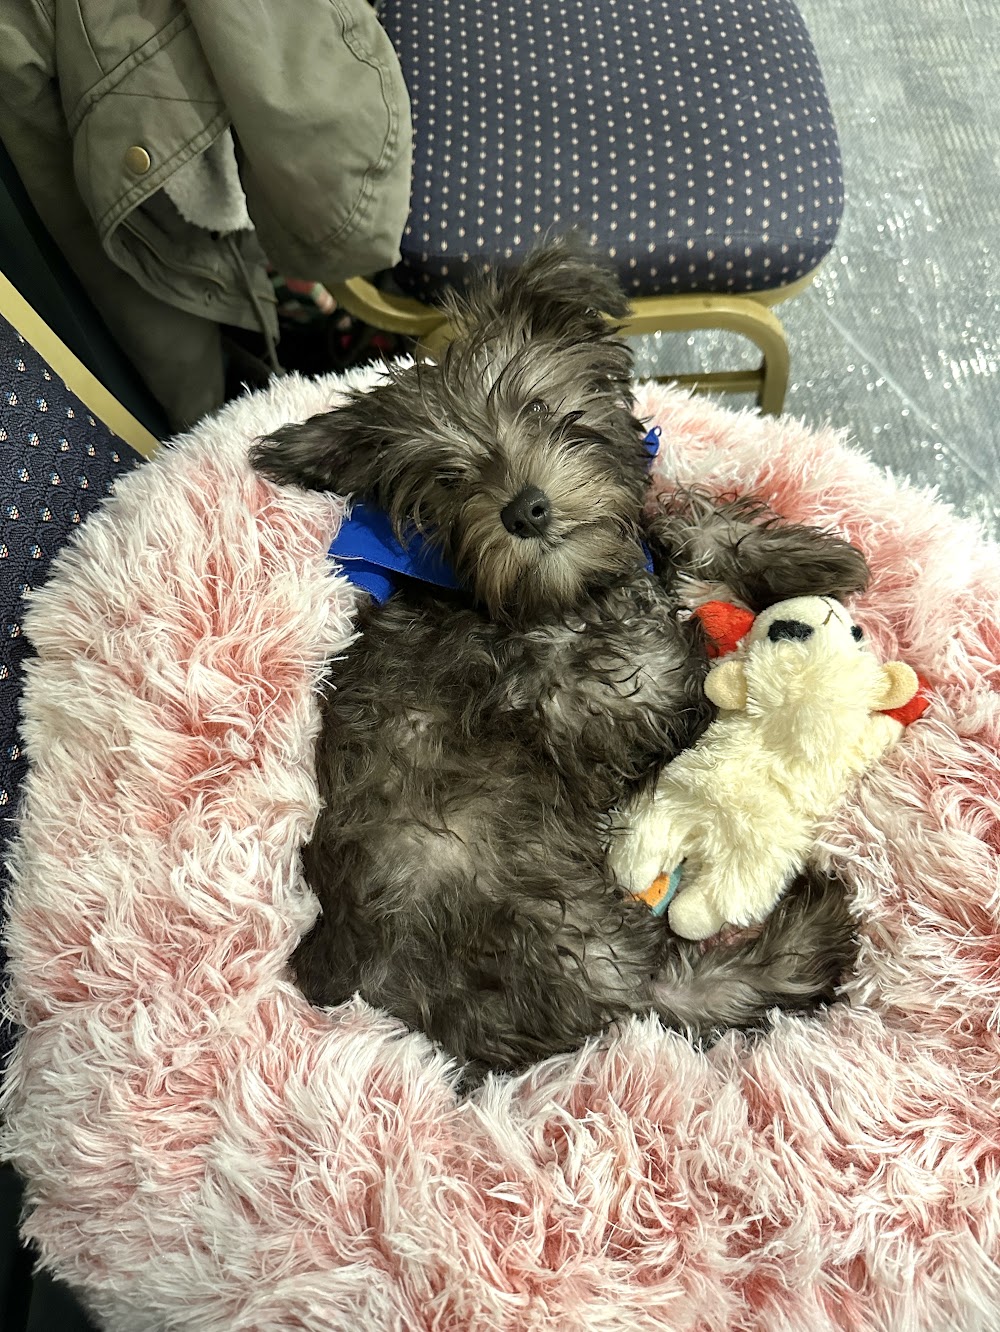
251, 239, 869, 1081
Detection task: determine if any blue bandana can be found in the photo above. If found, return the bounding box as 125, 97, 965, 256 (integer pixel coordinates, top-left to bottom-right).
329, 426, 662, 604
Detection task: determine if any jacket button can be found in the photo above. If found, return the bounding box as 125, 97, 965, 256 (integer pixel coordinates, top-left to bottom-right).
124, 146, 151, 175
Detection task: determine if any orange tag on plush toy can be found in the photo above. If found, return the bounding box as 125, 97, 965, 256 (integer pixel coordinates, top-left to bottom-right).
634, 865, 683, 916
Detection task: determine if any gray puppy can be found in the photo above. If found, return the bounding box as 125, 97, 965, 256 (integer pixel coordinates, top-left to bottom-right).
252, 241, 868, 1080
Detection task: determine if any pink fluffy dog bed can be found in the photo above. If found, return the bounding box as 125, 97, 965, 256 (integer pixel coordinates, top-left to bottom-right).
3, 370, 1000, 1332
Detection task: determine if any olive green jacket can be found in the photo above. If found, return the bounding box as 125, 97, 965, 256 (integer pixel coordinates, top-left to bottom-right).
0, 0, 412, 428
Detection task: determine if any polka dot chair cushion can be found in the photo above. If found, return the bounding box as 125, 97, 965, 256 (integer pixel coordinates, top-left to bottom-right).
0, 313, 144, 1068
381, 0, 845, 300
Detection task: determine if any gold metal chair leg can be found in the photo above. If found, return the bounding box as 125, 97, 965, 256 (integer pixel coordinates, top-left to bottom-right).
331, 278, 446, 338
331, 277, 795, 415
623, 294, 791, 415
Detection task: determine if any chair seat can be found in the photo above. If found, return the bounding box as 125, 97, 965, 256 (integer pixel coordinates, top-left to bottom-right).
380, 0, 844, 299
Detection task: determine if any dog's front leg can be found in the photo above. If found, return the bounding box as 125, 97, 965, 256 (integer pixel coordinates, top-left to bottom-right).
644, 492, 869, 611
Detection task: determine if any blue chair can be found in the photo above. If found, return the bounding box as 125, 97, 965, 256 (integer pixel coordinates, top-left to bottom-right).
334, 0, 844, 414
0, 274, 159, 1332
1, 274, 158, 1060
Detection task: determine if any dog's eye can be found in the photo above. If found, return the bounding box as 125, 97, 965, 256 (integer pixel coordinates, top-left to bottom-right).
438, 471, 462, 490
526, 399, 547, 415
851, 625, 864, 642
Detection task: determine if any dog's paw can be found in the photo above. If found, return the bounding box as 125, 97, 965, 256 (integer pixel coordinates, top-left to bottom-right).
248, 431, 314, 488
791, 529, 871, 602
750, 525, 871, 607
248, 414, 350, 493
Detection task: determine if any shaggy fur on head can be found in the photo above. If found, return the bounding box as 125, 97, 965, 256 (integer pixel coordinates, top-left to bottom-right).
254, 246, 648, 625
250, 242, 869, 1077
2, 373, 999, 1330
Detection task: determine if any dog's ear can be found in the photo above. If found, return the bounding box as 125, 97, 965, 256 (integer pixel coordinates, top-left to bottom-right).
447, 236, 631, 344
250, 383, 400, 497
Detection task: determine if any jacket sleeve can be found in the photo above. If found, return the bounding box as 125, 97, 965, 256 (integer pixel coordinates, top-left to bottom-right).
184, 0, 413, 283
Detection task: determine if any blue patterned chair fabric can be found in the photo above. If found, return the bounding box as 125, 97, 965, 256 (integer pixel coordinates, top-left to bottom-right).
0, 313, 143, 1067
381, 0, 844, 299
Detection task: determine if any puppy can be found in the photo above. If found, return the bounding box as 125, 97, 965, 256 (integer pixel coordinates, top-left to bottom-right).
251, 241, 869, 1079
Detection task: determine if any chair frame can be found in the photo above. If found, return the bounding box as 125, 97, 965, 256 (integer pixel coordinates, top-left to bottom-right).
331, 270, 818, 416
0, 270, 160, 459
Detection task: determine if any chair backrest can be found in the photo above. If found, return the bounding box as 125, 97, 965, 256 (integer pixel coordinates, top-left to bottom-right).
378, 0, 844, 302
0, 276, 156, 1070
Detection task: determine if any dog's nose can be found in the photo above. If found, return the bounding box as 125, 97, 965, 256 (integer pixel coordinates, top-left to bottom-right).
500, 486, 552, 539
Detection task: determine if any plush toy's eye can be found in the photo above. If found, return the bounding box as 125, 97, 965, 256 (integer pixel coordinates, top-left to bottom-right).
851, 625, 864, 642
768, 619, 814, 643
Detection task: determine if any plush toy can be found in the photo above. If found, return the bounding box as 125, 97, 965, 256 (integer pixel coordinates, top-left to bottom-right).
609, 595, 929, 940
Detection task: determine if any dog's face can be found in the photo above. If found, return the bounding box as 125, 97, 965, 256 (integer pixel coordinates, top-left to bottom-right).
253, 242, 652, 622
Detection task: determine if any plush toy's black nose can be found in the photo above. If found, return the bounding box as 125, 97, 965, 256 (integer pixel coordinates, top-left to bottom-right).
500, 486, 552, 539
768, 619, 815, 643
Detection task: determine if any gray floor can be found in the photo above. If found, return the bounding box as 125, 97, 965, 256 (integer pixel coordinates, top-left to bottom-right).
633, 0, 1000, 537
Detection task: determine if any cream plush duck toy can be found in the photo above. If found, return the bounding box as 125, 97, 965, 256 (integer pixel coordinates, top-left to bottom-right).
609, 596, 924, 941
